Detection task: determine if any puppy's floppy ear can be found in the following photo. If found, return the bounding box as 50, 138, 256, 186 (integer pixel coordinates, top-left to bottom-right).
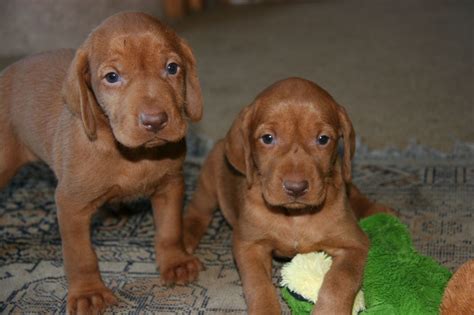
62, 48, 98, 140
224, 105, 254, 187
179, 38, 203, 122
337, 105, 356, 183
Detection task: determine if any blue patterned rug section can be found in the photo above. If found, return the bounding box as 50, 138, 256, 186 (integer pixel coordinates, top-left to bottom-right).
1, 134, 473, 314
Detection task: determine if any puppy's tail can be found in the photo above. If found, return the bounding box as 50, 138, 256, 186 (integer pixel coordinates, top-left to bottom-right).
348, 184, 397, 219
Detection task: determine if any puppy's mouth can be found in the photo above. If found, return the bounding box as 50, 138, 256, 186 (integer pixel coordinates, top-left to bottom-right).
115, 137, 168, 149
262, 186, 327, 212
263, 195, 327, 212
141, 131, 189, 147
142, 137, 170, 148
282, 201, 315, 209
281, 198, 325, 211
265, 200, 324, 215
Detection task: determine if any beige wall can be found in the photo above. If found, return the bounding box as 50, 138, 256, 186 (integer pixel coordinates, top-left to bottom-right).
0, 0, 164, 57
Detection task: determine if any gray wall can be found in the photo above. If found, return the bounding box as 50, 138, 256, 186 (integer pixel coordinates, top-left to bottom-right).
0, 0, 164, 57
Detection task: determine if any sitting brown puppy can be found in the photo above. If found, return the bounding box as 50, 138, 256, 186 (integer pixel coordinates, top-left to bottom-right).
184, 77, 390, 314
0, 12, 202, 314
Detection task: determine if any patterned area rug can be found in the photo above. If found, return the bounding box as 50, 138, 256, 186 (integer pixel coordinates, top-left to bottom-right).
1, 134, 473, 314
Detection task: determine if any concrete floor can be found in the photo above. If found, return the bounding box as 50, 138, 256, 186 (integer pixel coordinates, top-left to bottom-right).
1, 1, 472, 151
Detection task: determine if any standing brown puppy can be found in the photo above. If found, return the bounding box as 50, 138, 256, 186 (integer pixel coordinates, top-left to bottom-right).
184, 78, 390, 314
0, 12, 203, 314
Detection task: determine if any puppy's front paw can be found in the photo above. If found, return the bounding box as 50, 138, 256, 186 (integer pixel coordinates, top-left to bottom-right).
159, 253, 203, 285
183, 229, 202, 254
67, 286, 117, 315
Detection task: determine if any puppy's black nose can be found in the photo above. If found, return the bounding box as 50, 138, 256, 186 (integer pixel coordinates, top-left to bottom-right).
139, 112, 168, 132
283, 180, 309, 197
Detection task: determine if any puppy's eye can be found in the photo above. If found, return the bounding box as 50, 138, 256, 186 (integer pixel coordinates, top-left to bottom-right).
105, 72, 120, 84
317, 135, 330, 145
261, 134, 275, 145
166, 62, 179, 75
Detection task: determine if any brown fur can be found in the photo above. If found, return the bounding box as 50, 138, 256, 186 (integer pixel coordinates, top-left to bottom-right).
183, 78, 393, 314
0, 12, 203, 314
440, 259, 474, 315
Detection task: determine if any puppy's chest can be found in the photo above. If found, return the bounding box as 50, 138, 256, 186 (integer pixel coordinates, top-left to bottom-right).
110, 160, 178, 198
266, 217, 324, 257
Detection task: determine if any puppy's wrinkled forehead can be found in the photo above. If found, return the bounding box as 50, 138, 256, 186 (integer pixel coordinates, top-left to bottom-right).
252, 78, 340, 128
87, 12, 182, 66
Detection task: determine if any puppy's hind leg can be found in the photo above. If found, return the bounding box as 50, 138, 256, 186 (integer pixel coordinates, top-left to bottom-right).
183, 154, 219, 254
0, 152, 19, 190
0, 80, 34, 189
0, 124, 32, 190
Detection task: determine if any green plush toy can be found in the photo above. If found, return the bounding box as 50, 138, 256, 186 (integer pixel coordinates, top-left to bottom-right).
280, 214, 452, 315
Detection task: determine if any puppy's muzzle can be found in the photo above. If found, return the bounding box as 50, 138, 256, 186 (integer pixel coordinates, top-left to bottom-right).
139, 111, 168, 132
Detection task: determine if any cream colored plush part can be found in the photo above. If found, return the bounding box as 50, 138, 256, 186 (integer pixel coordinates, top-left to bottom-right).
280, 252, 365, 315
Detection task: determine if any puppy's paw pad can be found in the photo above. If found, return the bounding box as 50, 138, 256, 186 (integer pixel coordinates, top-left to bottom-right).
160, 255, 203, 285
67, 287, 117, 315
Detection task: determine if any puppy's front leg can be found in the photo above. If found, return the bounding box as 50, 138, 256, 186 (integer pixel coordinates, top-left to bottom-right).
152, 174, 202, 285
56, 188, 118, 315
312, 241, 368, 315
233, 235, 280, 314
